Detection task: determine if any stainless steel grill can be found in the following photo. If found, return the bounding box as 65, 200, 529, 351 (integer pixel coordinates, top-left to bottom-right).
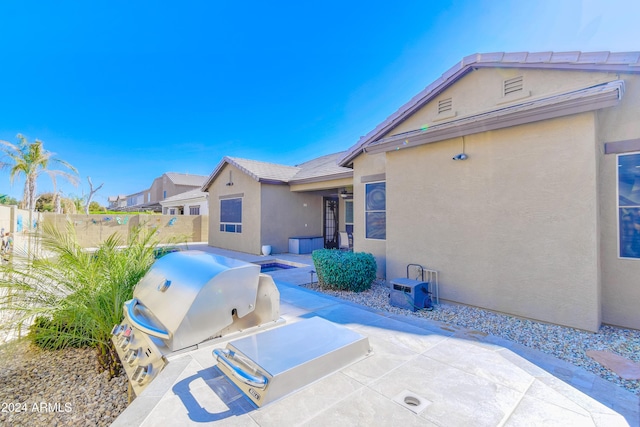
111, 250, 282, 396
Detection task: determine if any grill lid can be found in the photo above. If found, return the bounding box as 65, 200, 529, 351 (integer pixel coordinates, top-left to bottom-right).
129, 250, 261, 350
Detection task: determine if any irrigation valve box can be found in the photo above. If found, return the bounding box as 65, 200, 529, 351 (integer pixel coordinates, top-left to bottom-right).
389, 278, 430, 312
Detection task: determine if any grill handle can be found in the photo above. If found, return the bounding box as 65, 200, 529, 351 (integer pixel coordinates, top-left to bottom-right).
213, 348, 268, 389
126, 298, 171, 340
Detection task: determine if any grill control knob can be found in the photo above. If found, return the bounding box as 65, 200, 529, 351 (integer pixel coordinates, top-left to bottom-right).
132, 364, 152, 384
111, 324, 125, 336
125, 348, 141, 366
118, 329, 133, 349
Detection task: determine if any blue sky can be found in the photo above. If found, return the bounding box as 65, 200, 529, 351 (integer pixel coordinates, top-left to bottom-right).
1, 0, 639, 205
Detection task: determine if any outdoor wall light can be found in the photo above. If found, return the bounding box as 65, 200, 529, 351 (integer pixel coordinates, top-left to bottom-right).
452, 136, 468, 160
340, 189, 353, 199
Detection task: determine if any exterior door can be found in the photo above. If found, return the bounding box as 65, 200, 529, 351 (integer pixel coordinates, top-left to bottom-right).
323, 197, 339, 249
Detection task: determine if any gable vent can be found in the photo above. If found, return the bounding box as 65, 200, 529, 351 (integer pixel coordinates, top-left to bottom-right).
438, 98, 452, 114
504, 76, 523, 96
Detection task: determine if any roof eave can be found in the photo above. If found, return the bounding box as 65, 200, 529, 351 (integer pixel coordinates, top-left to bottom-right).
258, 178, 289, 185
201, 158, 228, 192
338, 51, 640, 167
337, 66, 474, 167
365, 80, 624, 155
288, 171, 354, 185
160, 195, 208, 206
202, 157, 264, 191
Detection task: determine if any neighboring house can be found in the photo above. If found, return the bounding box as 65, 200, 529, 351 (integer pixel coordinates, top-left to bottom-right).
202, 152, 353, 255
111, 172, 208, 212
160, 188, 209, 216
107, 195, 127, 209
337, 51, 640, 332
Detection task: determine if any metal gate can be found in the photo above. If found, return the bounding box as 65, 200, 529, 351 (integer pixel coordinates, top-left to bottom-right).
323, 197, 339, 249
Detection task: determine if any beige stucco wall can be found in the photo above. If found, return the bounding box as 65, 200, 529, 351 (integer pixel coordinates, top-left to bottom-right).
207, 163, 262, 254
597, 74, 640, 329
0, 205, 44, 255
149, 177, 163, 203
206, 163, 354, 255
0, 205, 13, 232
389, 68, 620, 137
42, 213, 207, 248
352, 152, 387, 278
260, 184, 323, 254
384, 113, 601, 331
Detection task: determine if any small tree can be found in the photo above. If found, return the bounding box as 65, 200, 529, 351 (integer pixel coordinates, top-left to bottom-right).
0, 195, 19, 205
89, 201, 105, 213
84, 176, 103, 215
69, 194, 86, 212
35, 192, 56, 212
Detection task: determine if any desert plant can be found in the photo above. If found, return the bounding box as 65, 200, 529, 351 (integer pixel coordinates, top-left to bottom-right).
311, 249, 377, 292
0, 220, 173, 377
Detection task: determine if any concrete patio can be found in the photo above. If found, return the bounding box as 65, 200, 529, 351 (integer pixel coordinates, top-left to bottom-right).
112, 245, 639, 426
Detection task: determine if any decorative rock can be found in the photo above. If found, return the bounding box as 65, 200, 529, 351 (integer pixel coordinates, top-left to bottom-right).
0, 341, 128, 426
586, 350, 640, 380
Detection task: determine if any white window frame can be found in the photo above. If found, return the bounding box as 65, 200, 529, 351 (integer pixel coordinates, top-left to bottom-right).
189, 206, 200, 215
617, 152, 640, 259
220, 197, 242, 233
364, 181, 386, 240
345, 200, 353, 226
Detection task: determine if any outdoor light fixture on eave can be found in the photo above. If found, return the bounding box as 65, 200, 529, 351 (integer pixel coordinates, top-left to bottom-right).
340, 189, 353, 199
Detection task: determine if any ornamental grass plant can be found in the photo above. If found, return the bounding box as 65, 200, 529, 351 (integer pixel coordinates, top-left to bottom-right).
0, 221, 173, 378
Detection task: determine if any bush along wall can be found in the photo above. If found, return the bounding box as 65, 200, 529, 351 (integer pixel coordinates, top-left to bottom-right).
311, 249, 377, 292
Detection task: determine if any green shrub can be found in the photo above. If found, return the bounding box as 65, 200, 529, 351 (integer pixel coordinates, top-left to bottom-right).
312, 249, 377, 292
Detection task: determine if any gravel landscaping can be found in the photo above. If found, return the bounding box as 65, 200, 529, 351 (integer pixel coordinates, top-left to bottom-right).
303, 280, 640, 396
0, 340, 128, 427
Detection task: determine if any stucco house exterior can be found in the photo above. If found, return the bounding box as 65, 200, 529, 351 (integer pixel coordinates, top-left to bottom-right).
338, 51, 640, 332
160, 188, 209, 216
202, 152, 353, 255
112, 172, 208, 212
107, 195, 127, 209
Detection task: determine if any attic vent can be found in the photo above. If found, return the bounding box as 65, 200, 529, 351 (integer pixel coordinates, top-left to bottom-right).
504, 76, 523, 96
437, 98, 452, 114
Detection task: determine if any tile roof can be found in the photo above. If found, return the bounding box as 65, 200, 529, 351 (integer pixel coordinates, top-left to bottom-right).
164, 172, 208, 187
160, 188, 208, 204
226, 157, 301, 182
339, 50, 640, 166
290, 151, 353, 183
202, 152, 353, 190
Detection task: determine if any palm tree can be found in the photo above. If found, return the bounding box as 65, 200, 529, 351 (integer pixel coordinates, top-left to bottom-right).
0, 134, 78, 212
